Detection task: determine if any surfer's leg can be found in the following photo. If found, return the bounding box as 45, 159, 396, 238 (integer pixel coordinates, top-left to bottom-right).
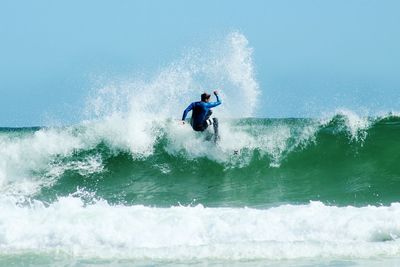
201, 116, 219, 143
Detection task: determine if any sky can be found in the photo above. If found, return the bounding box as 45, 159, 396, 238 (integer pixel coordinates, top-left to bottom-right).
1, 0, 400, 126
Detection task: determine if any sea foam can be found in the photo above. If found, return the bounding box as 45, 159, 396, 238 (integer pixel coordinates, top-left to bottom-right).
1, 197, 400, 261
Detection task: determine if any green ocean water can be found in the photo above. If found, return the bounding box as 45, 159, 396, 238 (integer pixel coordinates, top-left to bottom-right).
1, 115, 400, 266
25, 116, 400, 208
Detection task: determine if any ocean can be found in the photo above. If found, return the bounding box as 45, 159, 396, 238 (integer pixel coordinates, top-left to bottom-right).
2, 32, 400, 266
1, 114, 400, 267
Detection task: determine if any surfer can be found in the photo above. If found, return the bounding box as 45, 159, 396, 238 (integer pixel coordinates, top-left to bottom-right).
181, 91, 222, 141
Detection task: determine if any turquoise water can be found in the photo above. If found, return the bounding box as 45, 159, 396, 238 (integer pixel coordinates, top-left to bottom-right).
1, 115, 400, 266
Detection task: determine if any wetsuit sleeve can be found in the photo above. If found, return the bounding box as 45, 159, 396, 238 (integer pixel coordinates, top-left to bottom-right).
182, 102, 194, 120
204, 94, 222, 108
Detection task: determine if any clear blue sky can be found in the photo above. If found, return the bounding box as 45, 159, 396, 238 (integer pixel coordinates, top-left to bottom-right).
1, 0, 400, 126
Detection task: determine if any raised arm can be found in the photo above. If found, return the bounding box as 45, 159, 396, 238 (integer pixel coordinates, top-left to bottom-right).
204, 92, 222, 108
182, 102, 194, 121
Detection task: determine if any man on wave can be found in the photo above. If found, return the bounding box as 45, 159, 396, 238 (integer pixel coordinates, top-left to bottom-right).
181, 90, 222, 141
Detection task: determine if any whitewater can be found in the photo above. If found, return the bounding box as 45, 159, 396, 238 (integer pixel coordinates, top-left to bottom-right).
1, 33, 400, 266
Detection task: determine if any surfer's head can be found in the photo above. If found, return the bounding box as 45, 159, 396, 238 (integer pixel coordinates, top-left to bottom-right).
201, 92, 211, 102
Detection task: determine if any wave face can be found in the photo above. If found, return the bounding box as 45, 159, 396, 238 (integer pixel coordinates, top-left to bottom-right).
1, 113, 400, 208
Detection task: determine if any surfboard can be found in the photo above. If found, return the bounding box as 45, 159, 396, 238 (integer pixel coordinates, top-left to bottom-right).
212, 118, 220, 143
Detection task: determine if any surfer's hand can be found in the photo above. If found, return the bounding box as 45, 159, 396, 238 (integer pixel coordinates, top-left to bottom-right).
213, 90, 218, 95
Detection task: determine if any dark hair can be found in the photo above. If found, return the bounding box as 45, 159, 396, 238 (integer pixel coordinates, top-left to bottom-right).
201, 93, 211, 102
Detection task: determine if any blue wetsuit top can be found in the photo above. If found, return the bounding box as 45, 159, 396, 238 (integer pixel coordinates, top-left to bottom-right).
182, 95, 222, 130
